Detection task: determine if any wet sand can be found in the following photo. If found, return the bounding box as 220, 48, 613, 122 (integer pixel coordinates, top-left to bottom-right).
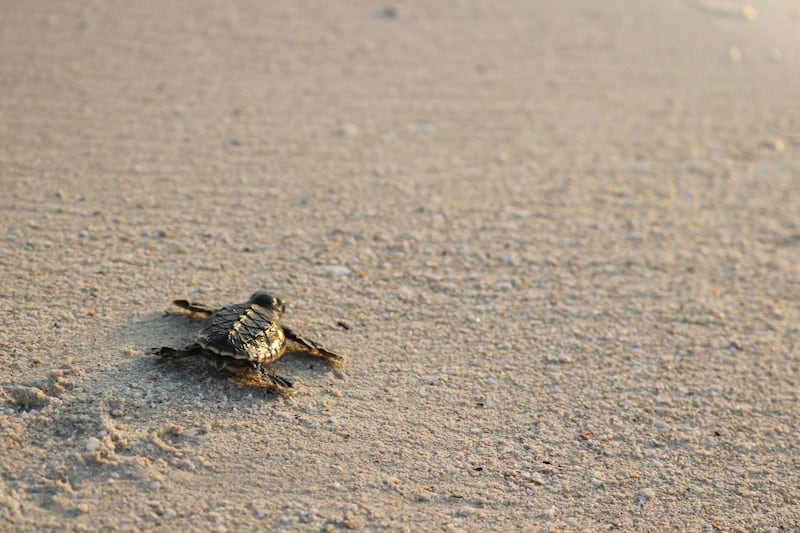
1, 0, 798, 530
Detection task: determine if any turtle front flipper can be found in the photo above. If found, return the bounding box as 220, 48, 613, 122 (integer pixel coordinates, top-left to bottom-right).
282, 326, 344, 368
171, 299, 215, 318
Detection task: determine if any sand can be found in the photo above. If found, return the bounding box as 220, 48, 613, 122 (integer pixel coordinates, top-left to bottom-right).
1, 0, 798, 530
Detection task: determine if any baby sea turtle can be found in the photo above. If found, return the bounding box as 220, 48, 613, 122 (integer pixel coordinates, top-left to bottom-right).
152, 291, 344, 393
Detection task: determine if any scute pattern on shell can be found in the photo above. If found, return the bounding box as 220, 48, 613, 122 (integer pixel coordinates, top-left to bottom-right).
196, 302, 287, 364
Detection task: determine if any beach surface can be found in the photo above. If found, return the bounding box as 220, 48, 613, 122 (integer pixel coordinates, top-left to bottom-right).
1, 0, 798, 530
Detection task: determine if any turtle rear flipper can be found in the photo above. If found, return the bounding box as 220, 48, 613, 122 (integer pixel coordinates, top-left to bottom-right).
172, 299, 215, 318
153, 344, 206, 359
258, 368, 293, 389
233, 366, 294, 395
283, 326, 344, 368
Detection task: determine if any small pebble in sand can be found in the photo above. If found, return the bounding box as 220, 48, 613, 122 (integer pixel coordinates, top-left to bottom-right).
741, 5, 757, 19
335, 124, 359, 137
396, 286, 415, 301
324, 264, 350, 278
416, 121, 435, 134
85, 438, 101, 452
636, 488, 656, 502
377, 6, 399, 19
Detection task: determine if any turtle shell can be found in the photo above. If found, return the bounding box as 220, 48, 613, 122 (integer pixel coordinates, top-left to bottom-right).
195, 295, 287, 365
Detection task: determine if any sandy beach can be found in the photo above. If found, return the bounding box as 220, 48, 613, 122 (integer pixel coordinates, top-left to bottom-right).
1, 0, 798, 530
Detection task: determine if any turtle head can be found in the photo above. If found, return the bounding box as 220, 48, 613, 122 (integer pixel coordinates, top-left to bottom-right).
248, 291, 285, 313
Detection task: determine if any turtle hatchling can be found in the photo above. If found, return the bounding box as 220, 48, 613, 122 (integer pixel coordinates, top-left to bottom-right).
152, 291, 344, 393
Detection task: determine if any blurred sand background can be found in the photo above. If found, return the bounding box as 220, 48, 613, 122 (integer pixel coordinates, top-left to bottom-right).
1, 0, 798, 530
